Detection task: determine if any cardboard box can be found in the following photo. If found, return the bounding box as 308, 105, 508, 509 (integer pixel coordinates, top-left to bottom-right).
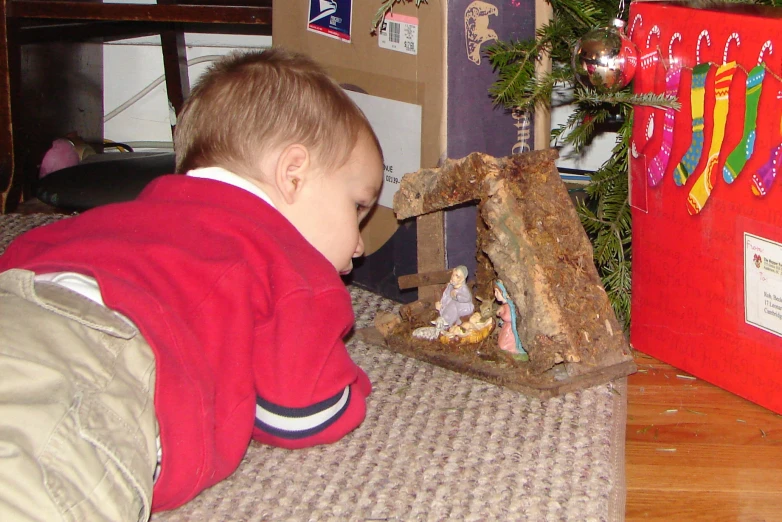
629, 2, 782, 413
273, 0, 537, 301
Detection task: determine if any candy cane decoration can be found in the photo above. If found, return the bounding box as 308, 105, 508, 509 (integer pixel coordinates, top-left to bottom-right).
640, 26, 662, 141
629, 13, 643, 40
758, 40, 773, 65
696, 30, 711, 64
646, 25, 661, 50
722, 32, 740, 64
668, 32, 682, 69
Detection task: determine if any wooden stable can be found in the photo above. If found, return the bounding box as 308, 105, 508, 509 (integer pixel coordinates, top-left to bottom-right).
370, 149, 635, 398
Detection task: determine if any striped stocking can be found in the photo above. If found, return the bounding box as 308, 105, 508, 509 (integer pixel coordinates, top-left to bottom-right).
686, 62, 738, 215
724, 65, 766, 184
751, 142, 782, 196
647, 66, 683, 187
673, 63, 712, 187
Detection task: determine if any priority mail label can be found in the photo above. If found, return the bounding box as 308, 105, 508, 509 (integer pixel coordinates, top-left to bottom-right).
378, 13, 418, 55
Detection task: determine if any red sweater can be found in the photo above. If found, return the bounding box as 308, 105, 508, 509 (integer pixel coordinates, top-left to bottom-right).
0, 176, 371, 511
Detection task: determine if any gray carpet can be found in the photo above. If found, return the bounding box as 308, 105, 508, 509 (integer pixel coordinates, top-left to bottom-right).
1, 214, 628, 521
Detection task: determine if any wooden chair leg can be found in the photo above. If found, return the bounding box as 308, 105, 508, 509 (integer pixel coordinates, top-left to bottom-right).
160, 27, 189, 122
0, 0, 19, 213
159, 0, 190, 140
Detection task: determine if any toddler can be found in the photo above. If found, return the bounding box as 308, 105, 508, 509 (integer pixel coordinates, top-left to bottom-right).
0, 47, 383, 520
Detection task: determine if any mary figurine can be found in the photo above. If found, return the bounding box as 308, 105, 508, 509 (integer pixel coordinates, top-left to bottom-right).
494, 280, 528, 360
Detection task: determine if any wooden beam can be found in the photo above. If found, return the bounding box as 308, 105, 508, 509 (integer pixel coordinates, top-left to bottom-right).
398, 269, 453, 290
393, 149, 560, 220
10, 1, 272, 26
15, 21, 271, 43
416, 212, 445, 302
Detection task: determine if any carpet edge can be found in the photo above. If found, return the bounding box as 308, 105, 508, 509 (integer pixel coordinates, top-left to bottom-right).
607, 377, 629, 522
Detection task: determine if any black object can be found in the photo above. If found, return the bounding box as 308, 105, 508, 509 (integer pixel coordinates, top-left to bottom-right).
348, 218, 418, 303
36, 152, 176, 211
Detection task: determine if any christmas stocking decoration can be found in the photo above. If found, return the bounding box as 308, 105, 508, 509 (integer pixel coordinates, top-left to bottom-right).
647, 65, 683, 187
751, 142, 782, 196
686, 61, 738, 215
724, 65, 766, 184
673, 63, 712, 187
631, 48, 662, 157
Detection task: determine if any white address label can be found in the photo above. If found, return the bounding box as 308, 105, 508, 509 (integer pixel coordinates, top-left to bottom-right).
745, 232, 782, 337
378, 13, 418, 55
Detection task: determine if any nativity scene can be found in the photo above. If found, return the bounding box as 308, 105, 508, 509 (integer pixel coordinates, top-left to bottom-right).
372, 149, 636, 398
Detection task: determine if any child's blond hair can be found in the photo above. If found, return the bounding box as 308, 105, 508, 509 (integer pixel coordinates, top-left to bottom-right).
174, 47, 381, 175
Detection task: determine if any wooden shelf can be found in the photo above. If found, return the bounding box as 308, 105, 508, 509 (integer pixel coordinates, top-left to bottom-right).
10, 1, 271, 26
15, 20, 270, 44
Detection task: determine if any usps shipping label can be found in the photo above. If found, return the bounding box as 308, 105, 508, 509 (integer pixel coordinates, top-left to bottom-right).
308, 0, 352, 42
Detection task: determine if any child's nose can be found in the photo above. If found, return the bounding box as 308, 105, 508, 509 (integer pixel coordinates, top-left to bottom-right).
353, 234, 365, 258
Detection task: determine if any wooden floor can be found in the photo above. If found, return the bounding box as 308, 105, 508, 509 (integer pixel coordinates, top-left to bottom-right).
625, 351, 782, 521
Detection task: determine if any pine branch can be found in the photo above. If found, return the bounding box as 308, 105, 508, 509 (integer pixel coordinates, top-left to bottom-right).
574, 90, 680, 111
486, 40, 543, 108
573, 105, 634, 328
371, 0, 428, 32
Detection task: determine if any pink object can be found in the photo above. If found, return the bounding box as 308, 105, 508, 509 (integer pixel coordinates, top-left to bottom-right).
39, 138, 80, 178
496, 303, 516, 353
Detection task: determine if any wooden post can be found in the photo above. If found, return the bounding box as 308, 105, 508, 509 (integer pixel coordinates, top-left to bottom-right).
0, 0, 16, 213
416, 212, 445, 302
534, 0, 553, 151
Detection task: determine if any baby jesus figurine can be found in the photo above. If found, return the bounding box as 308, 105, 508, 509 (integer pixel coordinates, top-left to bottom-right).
435, 265, 475, 327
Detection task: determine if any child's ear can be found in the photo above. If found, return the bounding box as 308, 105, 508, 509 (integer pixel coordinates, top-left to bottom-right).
275, 143, 310, 205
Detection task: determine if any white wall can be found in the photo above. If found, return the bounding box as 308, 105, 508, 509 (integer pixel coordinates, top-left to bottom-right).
102, 2, 271, 149
550, 85, 615, 173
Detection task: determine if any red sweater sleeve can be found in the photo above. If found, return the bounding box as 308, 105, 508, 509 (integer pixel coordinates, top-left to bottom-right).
251, 287, 371, 449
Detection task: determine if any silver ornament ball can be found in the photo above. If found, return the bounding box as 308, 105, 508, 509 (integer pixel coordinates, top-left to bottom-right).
572, 23, 638, 92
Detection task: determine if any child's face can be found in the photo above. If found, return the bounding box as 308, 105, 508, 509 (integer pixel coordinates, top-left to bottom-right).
290, 134, 383, 274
